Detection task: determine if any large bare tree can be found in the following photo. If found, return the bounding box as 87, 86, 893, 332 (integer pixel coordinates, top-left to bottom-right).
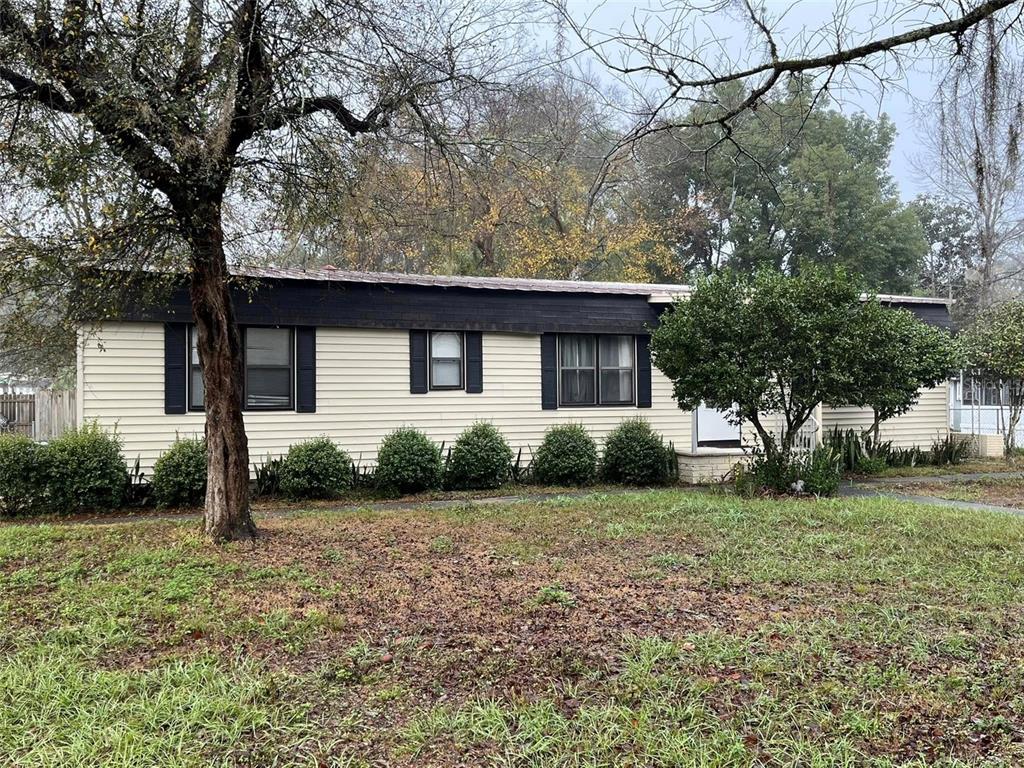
553, 1, 1022, 192
916, 18, 1024, 309
0, 0, 518, 540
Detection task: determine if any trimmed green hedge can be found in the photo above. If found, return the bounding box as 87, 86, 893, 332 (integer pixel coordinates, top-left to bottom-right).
375, 428, 443, 495
152, 438, 207, 508
532, 424, 598, 486
445, 422, 513, 490
280, 437, 352, 499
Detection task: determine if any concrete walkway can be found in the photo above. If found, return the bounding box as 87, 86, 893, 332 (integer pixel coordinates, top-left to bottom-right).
854, 470, 1021, 486
839, 472, 1023, 516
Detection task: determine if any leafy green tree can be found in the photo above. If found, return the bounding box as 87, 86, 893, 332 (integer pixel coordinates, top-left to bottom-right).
650, 267, 868, 467
850, 302, 960, 441
907, 196, 980, 320
960, 300, 1024, 453
637, 86, 927, 290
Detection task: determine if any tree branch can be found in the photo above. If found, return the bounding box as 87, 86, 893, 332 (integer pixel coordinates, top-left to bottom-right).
0, 66, 76, 112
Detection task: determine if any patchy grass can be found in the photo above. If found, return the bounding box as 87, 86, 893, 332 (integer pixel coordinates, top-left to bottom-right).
2, 490, 1024, 765
883, 476, 1024, 509
864, 456, 1020, 479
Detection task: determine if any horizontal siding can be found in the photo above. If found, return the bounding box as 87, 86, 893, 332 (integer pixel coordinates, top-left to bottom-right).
80, 323, 692, 472
822, 385, 949, 448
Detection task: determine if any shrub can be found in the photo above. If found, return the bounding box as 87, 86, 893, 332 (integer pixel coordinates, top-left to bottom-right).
799, 445, 842, 497
931, 433, 971, 466
253, 454, 284, 497
42, 422, 125, 514
279, 437, 353, 499
375, 428, 443, 495
532, 424, 598, 486
445, 422, 513, 490
0, 434, 46, 516
748, 452, 799, 494
152, 438, 207, 508
601, 418, 671, 486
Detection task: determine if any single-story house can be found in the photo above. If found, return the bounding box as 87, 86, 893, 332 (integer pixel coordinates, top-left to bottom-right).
76, 268, 953, 482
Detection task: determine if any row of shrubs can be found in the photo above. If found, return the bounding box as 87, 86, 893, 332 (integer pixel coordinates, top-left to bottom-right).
0, 418, 677, 515
736, 429, 973, 499
158, 418, 677, 506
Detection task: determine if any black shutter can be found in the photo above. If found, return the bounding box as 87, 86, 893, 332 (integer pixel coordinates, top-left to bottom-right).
410, 330, 428, 393
295, 327, 316, 412
465, 331, 483, 393
164, 322, 187, 415
541, 333, 558, 410
636, 334, 652, 408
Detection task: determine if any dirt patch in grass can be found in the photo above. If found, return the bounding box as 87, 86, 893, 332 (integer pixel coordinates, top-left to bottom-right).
883, 476, 1024, 508
862, 456, 1021, 479
4, 491, 1024, 766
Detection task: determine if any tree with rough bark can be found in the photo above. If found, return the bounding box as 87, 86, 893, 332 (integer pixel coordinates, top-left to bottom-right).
0, 0, 517, 540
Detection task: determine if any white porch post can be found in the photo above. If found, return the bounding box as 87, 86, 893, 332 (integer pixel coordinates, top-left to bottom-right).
814, 402, 824, 447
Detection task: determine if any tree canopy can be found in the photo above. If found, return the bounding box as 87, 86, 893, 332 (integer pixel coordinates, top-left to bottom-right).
849, 302, 960, 440
650, 267, 868, 463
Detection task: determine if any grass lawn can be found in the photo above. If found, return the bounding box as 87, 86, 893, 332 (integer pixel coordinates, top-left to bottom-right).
856, 457, 1020, 479
3, 491, 1024, 767
882, 476, 1024, 509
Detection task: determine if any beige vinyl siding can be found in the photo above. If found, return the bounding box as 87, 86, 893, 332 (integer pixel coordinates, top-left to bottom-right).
821, 384, 949, 448
742, 391, 949, 452
79, 323, 692, 472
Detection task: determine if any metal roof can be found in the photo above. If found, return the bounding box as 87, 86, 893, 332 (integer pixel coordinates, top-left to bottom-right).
232, 265, 691, 297
231, 265, 950, 306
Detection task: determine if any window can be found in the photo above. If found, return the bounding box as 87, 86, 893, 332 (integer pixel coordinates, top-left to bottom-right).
187, 326, 295, 411
189, 326, 204, 410
558, 334, 635, 406
559, 334, 596, 405
963, 376, 1009, 407
599, 335, 635, 405
430, 331, 463, 390
245, 327, 293, 409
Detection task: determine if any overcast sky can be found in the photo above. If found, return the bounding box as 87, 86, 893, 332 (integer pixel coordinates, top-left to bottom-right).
556, 0, 952, 200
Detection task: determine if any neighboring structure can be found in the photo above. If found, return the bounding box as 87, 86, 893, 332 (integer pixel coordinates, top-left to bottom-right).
76, 268, 953, 481
949, 375, 1022, 456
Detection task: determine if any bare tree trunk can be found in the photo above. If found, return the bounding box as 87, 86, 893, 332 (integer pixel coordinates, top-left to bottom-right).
183, 202, 256, 542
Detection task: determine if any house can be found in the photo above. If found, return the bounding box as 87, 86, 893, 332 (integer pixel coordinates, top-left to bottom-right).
75, 268, 954, 482
949, 374, 1021, 457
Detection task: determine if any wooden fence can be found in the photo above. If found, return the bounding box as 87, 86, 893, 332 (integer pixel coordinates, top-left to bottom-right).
0, 390, 76, 440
